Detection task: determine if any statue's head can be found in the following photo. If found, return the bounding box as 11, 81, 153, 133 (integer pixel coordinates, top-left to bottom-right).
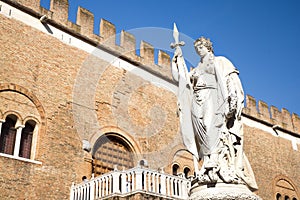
194, 37, 214, 54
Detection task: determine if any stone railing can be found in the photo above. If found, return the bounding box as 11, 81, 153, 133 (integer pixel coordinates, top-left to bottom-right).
70, 166, 191, 200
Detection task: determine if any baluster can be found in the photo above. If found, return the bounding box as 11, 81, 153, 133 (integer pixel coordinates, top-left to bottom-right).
160, 174, 166, 195
69, 183, 75, 200
178, 180, 182, 197
174, 179, 178, 196
151, 173, 155, 192
94, 180, 99, 198
100, 178, 103, 197
100, 178, 104, 197
128, 172, 131, 192
131, 171, 136, 191
148, 172, 151, 192
105, 177, 109, 195
166, 177, 169, 196
171, 177, 174, 197
121, 172, 126, 193
86, 183, 89, 200
143, 171, 147, 190
156, 174, 159, 193
108, 175, 111, 195
79, 186, 82, 200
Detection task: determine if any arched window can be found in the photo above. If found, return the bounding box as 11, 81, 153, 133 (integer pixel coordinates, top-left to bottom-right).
92, 134, 135, 176
274, 176, 299, 200
0, 115, 17, 155
184, 167, 191, 179
172, 164, 179, 176
19, 121, 36, 159
276, 193, 282, 200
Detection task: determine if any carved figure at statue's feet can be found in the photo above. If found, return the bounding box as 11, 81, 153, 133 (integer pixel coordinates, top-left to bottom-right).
195, 154, 221, 184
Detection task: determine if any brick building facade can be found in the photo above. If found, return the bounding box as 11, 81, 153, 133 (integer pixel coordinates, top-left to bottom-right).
0, 0, 299, 199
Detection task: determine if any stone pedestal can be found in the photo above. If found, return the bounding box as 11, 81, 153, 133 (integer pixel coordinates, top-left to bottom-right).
189, 183, 261, 200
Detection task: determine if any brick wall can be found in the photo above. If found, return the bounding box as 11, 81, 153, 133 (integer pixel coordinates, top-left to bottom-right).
0, 1, 299, 200
0, 7, 182, 199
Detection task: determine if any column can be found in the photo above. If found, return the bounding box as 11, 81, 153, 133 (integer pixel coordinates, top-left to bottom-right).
13, 125, 25, 157
0, 119, 5, 138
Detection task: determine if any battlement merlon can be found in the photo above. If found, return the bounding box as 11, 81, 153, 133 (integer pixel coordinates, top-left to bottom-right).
244, 95, 300, 136
140, 41, 154, 65
12, 0, 40, 13
50, 0, 68, 24
76, 7, 94, 38
100, 18, 116, 46
120, 30, 136, 57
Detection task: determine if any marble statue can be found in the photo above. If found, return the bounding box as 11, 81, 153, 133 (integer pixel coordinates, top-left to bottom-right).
171, 23, 258, 191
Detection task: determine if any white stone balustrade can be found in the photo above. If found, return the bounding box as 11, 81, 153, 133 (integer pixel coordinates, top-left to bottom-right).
70, 166, 191, 200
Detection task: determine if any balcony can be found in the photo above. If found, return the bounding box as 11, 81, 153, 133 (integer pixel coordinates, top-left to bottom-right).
70, 166, 191, 200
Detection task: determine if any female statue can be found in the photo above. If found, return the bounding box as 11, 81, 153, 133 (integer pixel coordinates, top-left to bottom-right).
171, 36, 257, 190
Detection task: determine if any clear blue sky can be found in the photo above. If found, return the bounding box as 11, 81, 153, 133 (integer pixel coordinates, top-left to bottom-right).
41, 0, 300, 115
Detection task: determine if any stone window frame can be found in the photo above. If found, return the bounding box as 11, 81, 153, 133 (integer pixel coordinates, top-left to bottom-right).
172, 163, 180, 176
183, 166, 191, 179
273, 175, 299, 200
0, 111, 41, 164
0, 83, 45, 165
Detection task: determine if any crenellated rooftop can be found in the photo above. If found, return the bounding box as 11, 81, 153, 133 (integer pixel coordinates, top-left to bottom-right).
2, 0, 172, 80
244, 95, 300, 135
1, 0, 300, 137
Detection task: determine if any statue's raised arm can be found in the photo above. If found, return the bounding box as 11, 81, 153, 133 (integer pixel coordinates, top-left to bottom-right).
170, 24, 199, 167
